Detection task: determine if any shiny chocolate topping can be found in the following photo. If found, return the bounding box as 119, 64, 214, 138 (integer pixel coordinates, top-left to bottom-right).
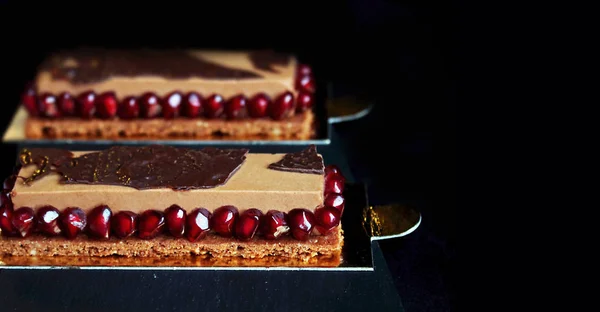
18, 145, 248, 190
41, 49, 263, 84
268, 145, 324, 175
248, 50, 292, 73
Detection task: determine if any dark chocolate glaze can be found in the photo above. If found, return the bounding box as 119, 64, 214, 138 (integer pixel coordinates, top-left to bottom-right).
18, 145, 248, 190
248, 50, 292, 73
41, 49, 263, 84
18, 148, 74, 183
268, 145, 324, 175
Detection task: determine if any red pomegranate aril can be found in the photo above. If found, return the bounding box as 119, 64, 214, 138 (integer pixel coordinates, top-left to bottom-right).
297, 75, 316, 93
186, 207, 211, 242
111, 211, 138, 238
58, 92, 76, 116
11, 207, 35, 238
314, 206, 341, 235
38, 93, 61, 118
95, 92, 119, 119
248, 93, 270, 118
259, 210, 289, 240
211, 205, 238, 237
325, 176, 345, 195
165, 204, 186, 238
0, 192, 10, 208
58, 207, 87, 239
297, 64, 312, 76
162, 91, 183, 119
269, 92, 294, 120
287, 208, 315, 241
296, 91, 314, 112
87, 205, 112, 239
182, 92, 203, 118
0, 200, 16, 236
138, 210, 165, 239
235, 209, 262, 240
76, 91, 96, 119
225, 94, 248, 119
139, 92, 162, 118
118, 96, 140, 119
204, 94, 225, 118
325, 164, 342, 176
21, 83, 39, 116
36, 205, 61, 236
324, 193, 345, 213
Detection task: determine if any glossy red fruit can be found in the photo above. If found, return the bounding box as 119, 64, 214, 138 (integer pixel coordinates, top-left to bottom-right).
137, 210, 165, 239
287, 208, 315, 241
297, 75, 316, 93
58, 207, 87, 239
36, 205, 61, 236
235, 209, 262, 240
162, 91, 183, 119
139, 92, 162, 118
324, 193, 345, 213
259, 210, 289, 240
314, 206, 341, 235
211, 205, 238, 237
118, 96, 140, 119
269, 92, 294, 120
204, 94, 225, 118
296, 91, 314, 112
325, 164, 341, 176
225, 95, 248, 119
0, 199, 16, 236
38, 93, 61, 118
111, 211, 138, 238
324, 175, 345, 195
165, 204, 186, 238
297, 64, 312, 76
11, 207, 35, 238
95, 92, 118, 119
0, 192, 10, 208
182, 92, 203, 118
76, 91, 96, 119
21, 83, 39, 116
57, 92, 76, 116
87, 205, 112, 239
185, 207, 211, 242
248, 93, 270, 118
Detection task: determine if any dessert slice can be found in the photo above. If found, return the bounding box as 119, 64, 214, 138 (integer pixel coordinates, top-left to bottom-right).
0, 145, 346, 265
20, 49, 318, 140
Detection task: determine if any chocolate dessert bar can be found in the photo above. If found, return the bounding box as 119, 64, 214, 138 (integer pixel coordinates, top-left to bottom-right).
20, 49, 317, 140
0, 145, 346, 265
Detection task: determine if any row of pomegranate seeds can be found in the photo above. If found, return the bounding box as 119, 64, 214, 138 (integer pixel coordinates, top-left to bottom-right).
22, 89, 315, 121
323, 164, 346, 214
296, 64, 316, 94
0, 203, 342, 242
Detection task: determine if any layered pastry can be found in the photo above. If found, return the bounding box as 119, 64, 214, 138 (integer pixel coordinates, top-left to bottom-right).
19, 49, 317, 140
0, 145, 346, 266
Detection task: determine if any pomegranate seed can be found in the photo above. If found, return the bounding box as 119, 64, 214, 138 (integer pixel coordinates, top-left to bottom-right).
21, 83, 39, 116
297, 64, 312, 76
269, 91, 294, 120
57, 92, 76, 116
235, 209, 263, 240
118, 96, 140, 119
0, 200, 16, 236
139, 92, 163, 118
87, 205, 112, 239
137, 210, 165, 239
287, 208, 315, 241
314, 206, 341, 235
164, 204, 186, 238
111, 211, 138, 238
0, 192, 10, 208
324, 193, 345, 213
248, 93, 271, 118
11, 207, 35, 238
204, 94, 225, 118
162, 91, 183, 119
225, 94, 248, 119
182, 92, 203, 118
58, 207, 87, 239
185, 207, 211, 242
324, 176, 345, 195
38, 93, 61, 118
95, 92, 118, 119
297, 74, 316, 93
296, 91, 314, 112
211, 205, 238, 237
36, 205, 61, 236
76, 91, 96, 119
259, 210, 289, 240
325, 164, 341, 176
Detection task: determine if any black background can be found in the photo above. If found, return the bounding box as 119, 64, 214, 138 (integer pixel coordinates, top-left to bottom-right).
0, 1, 457, 311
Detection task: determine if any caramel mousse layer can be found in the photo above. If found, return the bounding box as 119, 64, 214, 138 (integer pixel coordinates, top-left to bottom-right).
11, 152, 324, 214
36, 49, 298, 100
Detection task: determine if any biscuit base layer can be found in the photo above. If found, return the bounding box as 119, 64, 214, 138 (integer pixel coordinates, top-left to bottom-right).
25, 110, 315, 140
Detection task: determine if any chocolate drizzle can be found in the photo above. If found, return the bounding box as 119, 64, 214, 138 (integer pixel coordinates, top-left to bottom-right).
267, 145, 324, 175
18, 145, 248, 190
248, 50, 292, 73
41, 49, 263, 84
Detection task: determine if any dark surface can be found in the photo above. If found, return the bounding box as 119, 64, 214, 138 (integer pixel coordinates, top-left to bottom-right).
0, 1, 456, 312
